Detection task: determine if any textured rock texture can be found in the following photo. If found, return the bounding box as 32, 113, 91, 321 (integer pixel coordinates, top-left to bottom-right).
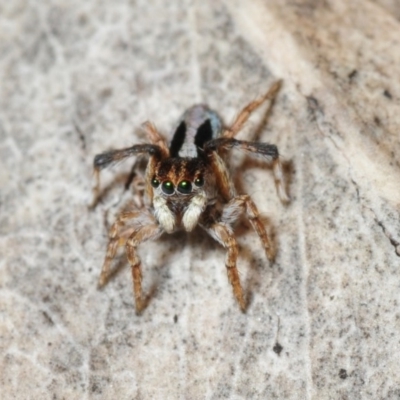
1, 1, 400, 399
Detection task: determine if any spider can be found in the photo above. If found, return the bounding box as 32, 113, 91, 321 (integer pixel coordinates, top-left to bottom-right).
92, 81, 289, 313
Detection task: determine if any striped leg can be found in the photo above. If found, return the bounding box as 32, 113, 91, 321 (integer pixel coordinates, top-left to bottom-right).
204, 222, 245, 311
205, 138, 290, 203
223, 80, 282, 138
126, 224, 162, 313
221, 195, 274, 261
97, 210, 140, 288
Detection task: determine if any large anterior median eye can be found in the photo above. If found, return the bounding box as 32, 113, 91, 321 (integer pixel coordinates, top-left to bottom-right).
162, 181, 174, 194
177, 180, 192, 194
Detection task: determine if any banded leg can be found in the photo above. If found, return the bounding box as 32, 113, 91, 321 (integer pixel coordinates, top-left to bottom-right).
221, 195, 274, 261
98, 210, 141, 288
141, 121, 170, 157
209, 151, 236, 202
203, 223, 245, 311
90, 143, 163, 208
224, 80, 282, 138
205, 138, 289, 203
126, 224, 162, 313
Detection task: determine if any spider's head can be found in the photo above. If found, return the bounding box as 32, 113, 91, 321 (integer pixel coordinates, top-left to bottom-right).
150, 157, 210, 198
150, 157, 213, 233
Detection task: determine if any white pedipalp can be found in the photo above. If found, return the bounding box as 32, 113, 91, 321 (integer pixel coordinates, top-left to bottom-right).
182, 193, 207, 232
153, 196, 176, 233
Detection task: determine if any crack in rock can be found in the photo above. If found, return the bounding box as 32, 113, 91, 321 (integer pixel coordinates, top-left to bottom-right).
306, 94, 400, 257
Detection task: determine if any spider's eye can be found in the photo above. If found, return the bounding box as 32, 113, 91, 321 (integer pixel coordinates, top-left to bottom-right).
177, 180, 192, 194
161, 181, 174, 194
151, 178, 160, 188
194, 176, 204, 187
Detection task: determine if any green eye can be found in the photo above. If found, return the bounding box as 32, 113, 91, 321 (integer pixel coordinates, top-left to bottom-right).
151, 178, 160, 188
177, 180, 192, 194
161, 181, 174, 194
194, 176, 204, 187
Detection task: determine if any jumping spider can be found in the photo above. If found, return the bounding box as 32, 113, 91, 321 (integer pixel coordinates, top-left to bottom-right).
92, 81, 289, 313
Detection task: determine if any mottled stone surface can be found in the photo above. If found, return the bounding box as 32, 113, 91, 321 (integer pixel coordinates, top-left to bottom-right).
1, 1, 399, 399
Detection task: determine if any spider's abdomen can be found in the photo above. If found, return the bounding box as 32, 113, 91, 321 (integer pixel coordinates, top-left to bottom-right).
169, 105, 222, 158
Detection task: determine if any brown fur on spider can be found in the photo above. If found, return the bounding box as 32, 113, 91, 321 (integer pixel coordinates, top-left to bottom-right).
92, 81, 290, 314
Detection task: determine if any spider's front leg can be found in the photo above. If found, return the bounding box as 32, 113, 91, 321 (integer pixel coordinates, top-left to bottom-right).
90, 143, 164, 208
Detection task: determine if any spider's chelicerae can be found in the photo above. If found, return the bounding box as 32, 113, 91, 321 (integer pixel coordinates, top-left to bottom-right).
92, 81, 289, 313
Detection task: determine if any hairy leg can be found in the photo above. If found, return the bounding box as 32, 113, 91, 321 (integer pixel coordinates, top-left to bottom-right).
126, 224, 162, 313
221, 195, 274, 261
208, 151, 236, 202
205, 138, 289, 203
203, 222, 246, 311
98, 209, 141, 288
141, 121, 169, 157
90, 143, 163, 208
224, 80, 282, 138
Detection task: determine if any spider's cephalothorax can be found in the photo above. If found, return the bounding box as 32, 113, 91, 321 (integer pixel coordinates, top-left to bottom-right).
92, 81, 289, 313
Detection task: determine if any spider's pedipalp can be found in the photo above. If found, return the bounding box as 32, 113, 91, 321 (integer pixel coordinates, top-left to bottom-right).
182, 193, 208, 231
153, 195, 176, 233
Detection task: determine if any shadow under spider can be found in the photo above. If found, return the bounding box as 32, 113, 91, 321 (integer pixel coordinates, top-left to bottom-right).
242, 214, 277, 309
97, 216, 277, 313
186, 215, 277, 312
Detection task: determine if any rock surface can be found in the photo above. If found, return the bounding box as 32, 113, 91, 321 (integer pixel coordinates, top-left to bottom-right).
1, 1, 400, 399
